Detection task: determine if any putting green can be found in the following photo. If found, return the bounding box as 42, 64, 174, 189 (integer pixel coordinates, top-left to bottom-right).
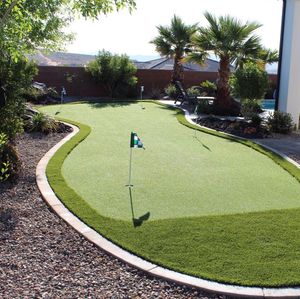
41, 101, 300, 287
42, 102, 300, 221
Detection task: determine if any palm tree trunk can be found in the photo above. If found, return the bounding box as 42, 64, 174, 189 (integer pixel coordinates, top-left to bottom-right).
171, 54, 184, 83
214, 56, 236, 114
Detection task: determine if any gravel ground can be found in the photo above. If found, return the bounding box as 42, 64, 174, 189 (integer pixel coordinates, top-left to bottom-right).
0, 132, 227, 299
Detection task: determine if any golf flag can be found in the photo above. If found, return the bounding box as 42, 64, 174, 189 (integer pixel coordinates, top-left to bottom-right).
130, 132, 145, 149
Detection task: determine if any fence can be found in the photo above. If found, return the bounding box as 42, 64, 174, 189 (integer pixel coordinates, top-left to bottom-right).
35, 66, 278, 98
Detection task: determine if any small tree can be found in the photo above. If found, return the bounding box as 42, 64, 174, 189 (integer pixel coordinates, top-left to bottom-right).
87, 50, 137, 98
230, 62, 269, 101
230, 62, 269, 121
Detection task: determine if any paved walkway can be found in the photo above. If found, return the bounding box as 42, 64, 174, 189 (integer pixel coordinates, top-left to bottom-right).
254, 132, 300, 164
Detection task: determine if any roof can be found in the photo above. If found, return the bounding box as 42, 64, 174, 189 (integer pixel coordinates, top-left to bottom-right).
28, 51, 237, 73
135, 57, 222, 72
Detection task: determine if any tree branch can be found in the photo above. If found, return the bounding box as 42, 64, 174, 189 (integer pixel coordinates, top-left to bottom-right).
0, 0, 21, 29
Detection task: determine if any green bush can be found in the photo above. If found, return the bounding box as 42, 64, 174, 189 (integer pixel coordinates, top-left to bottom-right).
230, 62, 269, 101
267, 111, 294, 134
187, 87, 202, 97
251, 114, 262, 128
0, 99, 25, 140
196, 99, 213, 114
23, 86, 44, 102
23, 86, 59, 103
25, 112, 59, 134
0, 134, 10, 182
240, 99, 262, 119
0, 55, 38, 140
165, 84, 178, 99
199, 80, 217, 96
0, 133, 21, 182
86, 50, 137, 98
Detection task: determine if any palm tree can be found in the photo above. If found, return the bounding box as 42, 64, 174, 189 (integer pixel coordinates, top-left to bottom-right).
256, 48, 279, 70
188, 12, 263, 114
235, 47, 279, 70
151, 15, 198, 83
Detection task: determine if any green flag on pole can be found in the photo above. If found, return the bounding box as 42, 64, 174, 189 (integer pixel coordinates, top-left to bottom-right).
130, 132, 145, 149
127, 132, 145, 187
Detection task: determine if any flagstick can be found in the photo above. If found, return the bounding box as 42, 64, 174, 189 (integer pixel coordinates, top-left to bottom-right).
127, 147, 133, 187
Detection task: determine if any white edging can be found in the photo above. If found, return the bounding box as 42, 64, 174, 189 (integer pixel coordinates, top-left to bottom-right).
162, 100, 300, 170
36, 116, 300, 298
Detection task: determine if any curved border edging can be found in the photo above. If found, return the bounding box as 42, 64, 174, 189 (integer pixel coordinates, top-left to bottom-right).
164, 102, 300, 179
176, 103, 300, 170
36, 106, 300, 298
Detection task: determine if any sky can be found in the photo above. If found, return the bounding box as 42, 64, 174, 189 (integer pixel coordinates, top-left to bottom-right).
65, 0, 283, 61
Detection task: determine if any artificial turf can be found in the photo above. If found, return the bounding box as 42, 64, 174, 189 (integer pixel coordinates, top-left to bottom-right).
42, 101, 300, 287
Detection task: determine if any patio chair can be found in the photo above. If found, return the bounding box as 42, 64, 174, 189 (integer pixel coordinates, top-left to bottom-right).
174, 81, 198, 106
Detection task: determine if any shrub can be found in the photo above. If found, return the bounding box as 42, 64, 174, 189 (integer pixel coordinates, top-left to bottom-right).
251, 114, 262, 128
0, 55, 38, 140
165, 84, 178, 99
187, 87, 202, 97
0, 134, 10, 182
267, 111, 294, 134
196, 99, 213, 114
0, 99, 25, 140
240, 99, 262, 119
0, 134, 21, 182
23, 85, 59, 104
199, 80, 217, 96
86, 50, 137, 98
230, 62, 269, 101
25, 112, 59, 134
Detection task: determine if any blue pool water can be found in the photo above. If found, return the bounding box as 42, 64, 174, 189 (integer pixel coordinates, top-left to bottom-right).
261, 99, 275, 110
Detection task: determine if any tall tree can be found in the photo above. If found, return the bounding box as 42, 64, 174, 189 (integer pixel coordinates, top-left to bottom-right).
0, 0, 136, 59
151, 15, 198, 83
0, 0, 136, 139
188, 12, 263, 114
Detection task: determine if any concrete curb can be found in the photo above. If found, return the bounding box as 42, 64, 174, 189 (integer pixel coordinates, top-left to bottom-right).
36, 114, 300, 298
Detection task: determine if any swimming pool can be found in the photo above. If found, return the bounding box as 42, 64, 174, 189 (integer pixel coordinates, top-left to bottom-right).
261, 99, 275, 110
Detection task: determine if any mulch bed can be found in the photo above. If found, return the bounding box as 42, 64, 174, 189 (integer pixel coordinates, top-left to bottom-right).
193, 116, 270, 139
0, 132, 226, 298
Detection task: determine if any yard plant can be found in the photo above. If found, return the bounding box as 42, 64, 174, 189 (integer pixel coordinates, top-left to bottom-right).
86, 50, 137, 98
151, 15, 198, 83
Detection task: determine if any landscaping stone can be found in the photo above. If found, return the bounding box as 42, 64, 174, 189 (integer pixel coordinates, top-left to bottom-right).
193, 116, 269, 139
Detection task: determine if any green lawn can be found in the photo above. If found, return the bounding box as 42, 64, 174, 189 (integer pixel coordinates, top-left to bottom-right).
41, 101, 300, 287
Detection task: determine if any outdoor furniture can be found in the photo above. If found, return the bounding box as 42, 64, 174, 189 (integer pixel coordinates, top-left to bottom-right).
174, 81, 215, 111
174, 81, 198, 106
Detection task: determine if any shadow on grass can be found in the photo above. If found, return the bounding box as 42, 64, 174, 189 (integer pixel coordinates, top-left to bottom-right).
88, 100, 138, 110
128, 187, 150, 227
193, 134, 212, 152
